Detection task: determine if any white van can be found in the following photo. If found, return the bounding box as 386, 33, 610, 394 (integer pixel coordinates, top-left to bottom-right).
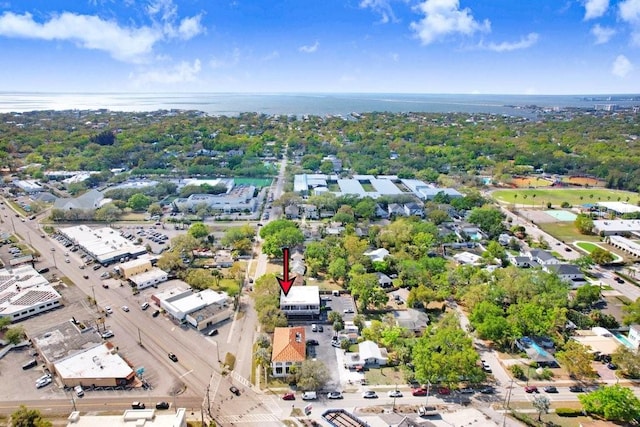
74, 385, 84, 397
301, 391, 317, 400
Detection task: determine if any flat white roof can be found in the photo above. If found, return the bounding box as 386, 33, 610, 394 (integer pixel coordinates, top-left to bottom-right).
0, 266, 60, 316
119, 258, 152, 270
166, 288, 230, 314
55, 343, 134, 379
593, 219, 640, 232
130, 268, 168, 284
60, 225, 146, 262
66, 408, 186, 427
280, 285, 320, 305
597, 201, 640, 214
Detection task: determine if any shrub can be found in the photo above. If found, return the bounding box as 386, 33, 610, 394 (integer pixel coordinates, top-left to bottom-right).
510, 364, 525, 379
555, 408, 583, 417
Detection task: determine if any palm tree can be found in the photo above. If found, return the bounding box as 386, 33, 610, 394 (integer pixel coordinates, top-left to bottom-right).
255, 347, 272, 386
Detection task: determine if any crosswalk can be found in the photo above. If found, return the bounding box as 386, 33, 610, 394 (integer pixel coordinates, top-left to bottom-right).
231, 371, 251, 388
217, 413, 281, 424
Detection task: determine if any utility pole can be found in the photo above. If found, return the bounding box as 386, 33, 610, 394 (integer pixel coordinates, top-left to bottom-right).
502, 378, 514, 427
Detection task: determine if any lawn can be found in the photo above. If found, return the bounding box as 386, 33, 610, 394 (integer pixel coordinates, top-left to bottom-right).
575, 241, 599, 253
493, 188, 638, 207
234, 177, 273, 188
537, 221, 599, 244
364, 367, 406, 386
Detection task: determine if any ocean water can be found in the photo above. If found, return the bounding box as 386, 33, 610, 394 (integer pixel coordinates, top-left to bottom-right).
0, 92, 638, 116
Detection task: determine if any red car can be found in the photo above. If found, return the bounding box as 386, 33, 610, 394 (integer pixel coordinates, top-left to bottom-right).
524, 386, 539, 393
437, 387, 451, 395
411, 388, 428, 396
282, 392, 295, 401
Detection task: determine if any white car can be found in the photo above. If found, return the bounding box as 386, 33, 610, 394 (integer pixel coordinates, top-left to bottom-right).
141, 302, 150, 310
36, 376, 52, 389
101, 330, 114, 339
122, 306, 130, 312
388, 390, 403, 398
105, 306, 113, 314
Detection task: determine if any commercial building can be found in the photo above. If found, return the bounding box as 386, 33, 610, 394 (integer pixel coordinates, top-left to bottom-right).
280, 286, 320, 318
606, 235, 640, 258
0, 265, 62, 322
115, 258, 168, 290
172, 185, 257, 213
66, 408, 187, 427
53, 189, 105, 211
153, 286, 233, 330
55, 342, 135, 387
596, 201, 640, 216
14, 179, 44, 194
58, 225, 147, 265
271, 327, 306, 377
593, 219, 640, 236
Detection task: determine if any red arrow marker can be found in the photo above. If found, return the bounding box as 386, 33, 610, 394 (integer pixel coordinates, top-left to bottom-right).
277, 247, 296, 296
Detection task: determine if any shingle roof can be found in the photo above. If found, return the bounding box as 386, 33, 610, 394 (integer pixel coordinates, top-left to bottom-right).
271, 327, 306, 363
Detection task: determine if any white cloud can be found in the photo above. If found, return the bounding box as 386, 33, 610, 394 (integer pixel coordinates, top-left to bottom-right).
410, 0, 490, 45
360, 0, 396, 24
591, 24, 615, 44
583, 0, 609, 20
299, 41, 319, 53
619, 0, 640, 22
177, 14, 204, 40
209, 48, 240, 69
0, 11, 160, 63
147, 0, 178, 22
483, 32, 539, 52
612, 54, 633, 77
131, 59, 201, 84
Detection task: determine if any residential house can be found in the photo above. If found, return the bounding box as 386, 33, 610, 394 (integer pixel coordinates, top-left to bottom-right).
453, 251, 483, 266
291, 251, 306, 276
403, 202, 424, 217
375, 204, 389, 219
377, 272, 393, 288
627, 324, 640, 349
53, 189, 105, 211
271, 327, 306, 377
529, 249, 561, 266
508, 253, 538, 268
545, 264, 586, 288
300, 204, 319, 219
343, 340, 388, 369
387, 203, 405, 217
284, 205, 300, 219
394, 309, 430, 335
364, 248, 389, 263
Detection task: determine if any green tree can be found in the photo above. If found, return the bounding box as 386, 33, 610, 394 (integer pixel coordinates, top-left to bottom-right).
188, 222, 210, 239
257, 305, 288, 333
348, 273, 387, 312
574, 214, 594, 235
262, 227, 304, 258
147, 203, 163, 217
556, 340, 597, 380
5, 326, 24, 345
483, 240, 507, 265
467, 206, 505, 238
579, 385, 640, 422
295, 360, 330, 391
255, 346, 271, 384
354, 197, 376, 220
0, 316, 11, 330
10, 405, 52, 427
170, 234, 200, 256
185, 269, 214, 290
611, 346, 640, 378
413, 313, 484, 386
94, 203, 122, 223
575, 285, 601, 306
590, 247, 615, 265
156, 251, 185, 272
623, 297, 640, 326
127, 193, 152, 211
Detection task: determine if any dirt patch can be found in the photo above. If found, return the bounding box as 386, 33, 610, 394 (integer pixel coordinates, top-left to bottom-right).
563, 176, 603, 187
510, 177, 553, 188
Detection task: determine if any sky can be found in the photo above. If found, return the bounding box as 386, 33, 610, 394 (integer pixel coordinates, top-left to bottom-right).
0, 0, 639, 94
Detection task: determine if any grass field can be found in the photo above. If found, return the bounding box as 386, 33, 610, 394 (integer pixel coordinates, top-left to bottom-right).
493, 188, 639, 207
575, 241, 599, 253
537, 221, 600, 244
234, 177, 273, 187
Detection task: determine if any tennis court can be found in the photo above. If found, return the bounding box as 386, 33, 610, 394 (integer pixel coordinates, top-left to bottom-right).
544, 210, 577, 221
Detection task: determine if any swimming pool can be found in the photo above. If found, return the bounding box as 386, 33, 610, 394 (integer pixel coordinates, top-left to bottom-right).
545, 210, 577, 221
529, 341, 550, 357
614, 332, 634, 349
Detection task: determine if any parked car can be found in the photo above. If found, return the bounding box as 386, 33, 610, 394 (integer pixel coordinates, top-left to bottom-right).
479, 387, 494, 394
229, 386, 240, 396
569, 385, 584, 393
412, 388, 428, 396
524, 386, 539, 393
152, 310, 160, 318
318, 325, 324, 332
168, 352, 178, 362
388, 390, 403, 398
282, 392, 295, 401
301, 391, 317, 400
141, 302, 149, 310
121, 306, 129, 312
306, 339, 319, 346
481, 360, 492, 372
104, 306, 113, 314
35, 376, 52, 389
207, 329, 219, 336
437, 387, 450, 395
543, 386, 558, 393
362, 390, 378, 399
131, 402, 145, 409
459, 387, 475, 394
607, 362, 617, 370
156, 401, 170, 410
327, 391, 343, 399
101, 330, 114, 339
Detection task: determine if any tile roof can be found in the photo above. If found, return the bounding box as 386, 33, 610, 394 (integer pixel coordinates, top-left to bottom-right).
272, 327, 306, 363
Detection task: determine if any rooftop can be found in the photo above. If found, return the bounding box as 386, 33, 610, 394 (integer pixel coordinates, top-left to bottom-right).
272, 327, 306, 363
66, 408, 187, 427
279, 285, 320, 305
55, 343, 134, 380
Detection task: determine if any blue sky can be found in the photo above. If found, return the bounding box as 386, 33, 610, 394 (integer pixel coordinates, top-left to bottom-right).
0, 0, 639, 94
